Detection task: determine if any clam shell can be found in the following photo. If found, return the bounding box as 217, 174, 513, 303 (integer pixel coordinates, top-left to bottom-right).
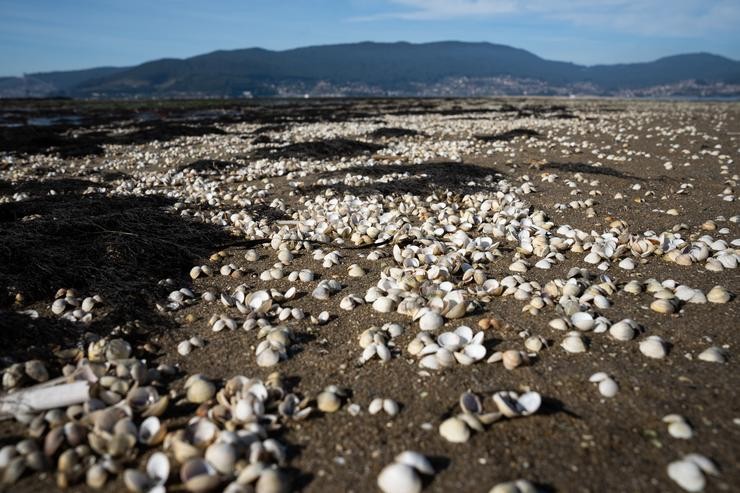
419, 312, 444, 331
439, 416, 470, 443
639, 336, 667, 359
377, 463, 421, 493
667, 459, 704, 492
255, 467, 291, 493
205, 443, 236, 475
394, 451, 433, 475
181, 458, 220, 493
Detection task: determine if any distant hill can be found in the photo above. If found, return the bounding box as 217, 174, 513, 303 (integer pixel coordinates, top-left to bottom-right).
4, 42, 740, 98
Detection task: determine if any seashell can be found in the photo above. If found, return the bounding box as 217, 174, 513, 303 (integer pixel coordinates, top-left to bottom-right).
698, 346, 726, 363
138, 416, 166, 445
489, 479, 538, 493
348, 264, 366, 277
502, 350, 524, 370
439, 416, 470, 443
394, 451, 434, 476
460, 392, 482, 415
419, 311, 444, 331
178, 340, 193, 356
147, 452, 170, 485
52, 298, 68, 315
667, 459, 705, 492
383, 399, 399, 416
609, 320, 636, 341
106, 339, 132, 361
372, 297, 395, 313
257, 348, 281, 367
650, 299, 676, 314
190, 266, 203, 279
548, 318, 569, 331
187, 379, 216, 404
570, 312, 594, 331
24, 360, 49, 382
663, 415, 693, 439
255, 467, 291, 493
598, 377, 619, 398
317, 391, 341, 413
123, 469, 150, 493
369, 398, 383, 415
444, 302, 467, 319
561, 332, 587, 353
377, 463, 421, 493
639, 336, 667, 359
86, 463, 108, 489
618, 258, 635, 270
706, 286, 731, 304
205, 442, 236, 475
181, 458, 220, 493
524, 336, 545, 353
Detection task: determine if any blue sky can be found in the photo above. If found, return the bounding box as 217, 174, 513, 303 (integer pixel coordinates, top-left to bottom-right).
1, 0, 739, 76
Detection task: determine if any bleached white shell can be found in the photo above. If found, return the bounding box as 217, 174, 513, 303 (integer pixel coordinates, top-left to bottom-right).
419, 311, 444, 331
698, 347, 726, 363
377, 463, 421, 493
609, 320, 635, 341
561, 332, 586, 353
372, 297, 395, 313
571, 312, 594, 331
439, 416, 470, 443
598, 378, 619, 398
639, 336, 667, 359
667, 459, 705, 492
394, 451, 434, 475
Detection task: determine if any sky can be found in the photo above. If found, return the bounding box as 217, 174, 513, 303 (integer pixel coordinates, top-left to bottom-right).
1, 0, 739, 76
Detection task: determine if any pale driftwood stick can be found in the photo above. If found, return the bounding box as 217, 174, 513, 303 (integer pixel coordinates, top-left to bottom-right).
0, 381, 90, 417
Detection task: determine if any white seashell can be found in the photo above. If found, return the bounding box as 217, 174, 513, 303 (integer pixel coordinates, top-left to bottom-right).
698, 346, 726, 363
706, 286, 731, 304
489, 479, 538, 493
598, 377, 619, 398
667, 420, 694, 439
571, 312, 594, 331
439, 416, 470, 443
348, 264, 366, 277
609, 320, 636, 341
561, 332, 586, 353
383, 399, 399, 416
377, 463, 421, 493
419, 354, 440, 370
618, 258, 635, 270
394, 451, 434, 476
256, 347, 281, 367
372, 297, 395, 313
419, 311, 444, 331
667, 459, 705, 492
650, 299, 675, 314
589, 372, 608, 383
368, 398, 383, 415
548, 318, 569, 331
639, 336, 667, 359
205, 442, 236, 475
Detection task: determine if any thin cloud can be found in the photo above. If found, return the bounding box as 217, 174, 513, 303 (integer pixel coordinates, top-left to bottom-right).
353, 0, 740, 36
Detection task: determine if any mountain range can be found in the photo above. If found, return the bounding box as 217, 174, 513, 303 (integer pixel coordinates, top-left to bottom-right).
2, 41, 740, 98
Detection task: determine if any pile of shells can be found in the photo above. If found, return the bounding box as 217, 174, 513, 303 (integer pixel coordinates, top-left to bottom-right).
407, 326, 486, 369
439, 390, 542, 443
